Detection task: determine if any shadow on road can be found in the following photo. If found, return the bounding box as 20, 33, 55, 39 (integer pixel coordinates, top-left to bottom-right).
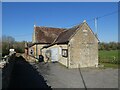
8, 56, 51, 89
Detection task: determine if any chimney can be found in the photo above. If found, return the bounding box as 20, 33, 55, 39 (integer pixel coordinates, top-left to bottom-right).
83, 20, 86, 23
34, 21, 36, 27
34, 24, 36, 27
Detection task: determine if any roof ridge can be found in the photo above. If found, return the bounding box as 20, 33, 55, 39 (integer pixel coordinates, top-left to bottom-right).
51, 29, 66, 45
68, 23, 83, 41
53, 22, 84, 44
69, 22, 83, 29
35, 26, 66, 29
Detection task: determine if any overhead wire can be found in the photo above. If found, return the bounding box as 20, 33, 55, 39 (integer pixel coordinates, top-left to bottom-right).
62, 10, 118, 28
97, 10, 118, 19
12, 33, 32, 37
9, 10, 118, 38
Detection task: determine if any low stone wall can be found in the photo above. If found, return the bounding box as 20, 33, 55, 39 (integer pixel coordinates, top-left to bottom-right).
22, 54, 37, 62
2, 53, 16, 89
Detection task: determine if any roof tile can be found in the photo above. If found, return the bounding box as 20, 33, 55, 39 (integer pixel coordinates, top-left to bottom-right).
34, 27, 65, 43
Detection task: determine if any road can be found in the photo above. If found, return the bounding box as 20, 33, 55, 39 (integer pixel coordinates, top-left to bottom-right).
2, 55, 119, 89
35, 62, 118, 88
0, 69, 2, 89
8, 56, 51, 89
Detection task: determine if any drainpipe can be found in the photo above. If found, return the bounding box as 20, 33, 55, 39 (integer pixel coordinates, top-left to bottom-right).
40, 48, 43, 55
68, 43, 70, 68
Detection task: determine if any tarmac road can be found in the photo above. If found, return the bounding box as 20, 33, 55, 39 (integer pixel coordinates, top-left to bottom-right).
8, 56, 51, 89
4, 55, 118, 89
0, 69, 2, 89
35, 62, 118, 88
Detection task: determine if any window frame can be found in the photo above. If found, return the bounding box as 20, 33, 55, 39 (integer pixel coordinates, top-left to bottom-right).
62, 49, 68, 57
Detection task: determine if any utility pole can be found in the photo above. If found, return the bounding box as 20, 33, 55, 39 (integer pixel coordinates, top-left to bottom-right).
95, 17, 98, 37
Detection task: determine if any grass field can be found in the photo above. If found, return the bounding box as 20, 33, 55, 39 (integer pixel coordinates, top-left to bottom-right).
101, 63, 118, 68
99, 50, 119, 68
99, 50, 118, 58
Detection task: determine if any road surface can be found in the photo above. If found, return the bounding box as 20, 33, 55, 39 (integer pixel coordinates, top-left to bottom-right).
8, 56, 51, 89
35, 62, 118, 88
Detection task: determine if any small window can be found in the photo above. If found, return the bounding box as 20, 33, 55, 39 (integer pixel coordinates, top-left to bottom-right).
62, 49, 68, 57
83, 29, 88, 36
83, 29, 88, 33
30, 49, 33, 55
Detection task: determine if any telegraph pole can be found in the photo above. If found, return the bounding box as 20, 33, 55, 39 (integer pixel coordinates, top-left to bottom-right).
95, 17, 98, 37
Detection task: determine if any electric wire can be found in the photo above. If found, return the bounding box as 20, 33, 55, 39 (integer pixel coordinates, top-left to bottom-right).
7, 10, 118, 38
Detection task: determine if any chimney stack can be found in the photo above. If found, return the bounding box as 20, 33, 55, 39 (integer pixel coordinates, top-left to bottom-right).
34, 24, 36, 27
83, 20, 86, 23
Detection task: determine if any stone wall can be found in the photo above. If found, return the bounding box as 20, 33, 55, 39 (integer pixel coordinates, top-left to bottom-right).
42, 44, 68, 66
69, 23, 98, 68
28, 44, 46, 58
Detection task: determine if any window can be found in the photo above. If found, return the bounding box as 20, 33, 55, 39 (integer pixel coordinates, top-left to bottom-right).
83, 29, 88, 33
83, 29, 88, 36
62, 49, 68, 57
30, 49, 33, 55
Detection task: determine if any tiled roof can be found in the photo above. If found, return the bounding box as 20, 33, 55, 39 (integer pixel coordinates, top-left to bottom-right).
34, 26, 65, 43
53, 23, 83, 44
33, 22, 98, 46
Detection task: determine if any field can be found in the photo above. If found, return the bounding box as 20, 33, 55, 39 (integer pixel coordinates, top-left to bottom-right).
99, 50, 119, 68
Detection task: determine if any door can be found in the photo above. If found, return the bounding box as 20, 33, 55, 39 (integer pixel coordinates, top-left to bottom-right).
51, 48, 58, 62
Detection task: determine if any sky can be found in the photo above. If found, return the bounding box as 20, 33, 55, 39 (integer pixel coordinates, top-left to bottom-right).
0, 2, 2, 40
2, 2, 118, 42
2, 0, 120, 2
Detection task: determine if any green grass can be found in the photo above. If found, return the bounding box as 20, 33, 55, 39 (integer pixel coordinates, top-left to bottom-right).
100, 63, 119, 69
99, 50, 120, 68
99, 50, 118, 60
99, 50, 119, 64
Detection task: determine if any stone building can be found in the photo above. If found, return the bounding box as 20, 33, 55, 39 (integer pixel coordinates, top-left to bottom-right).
28, 25, 65, 60
28, 21, 99, 68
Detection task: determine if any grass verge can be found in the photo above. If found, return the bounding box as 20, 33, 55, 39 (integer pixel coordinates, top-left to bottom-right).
100, 63, 119, 69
